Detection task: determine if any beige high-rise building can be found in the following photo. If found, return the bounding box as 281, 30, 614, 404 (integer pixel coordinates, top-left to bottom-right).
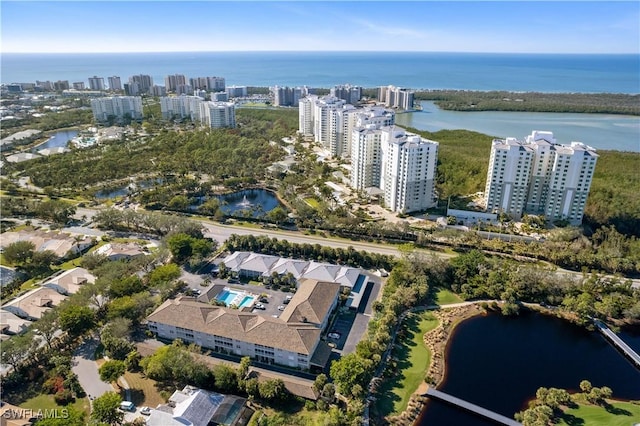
199, 101, 236, 128
484, 131, 598, 224
90, 96, 143, 123
380, 126, 439, 213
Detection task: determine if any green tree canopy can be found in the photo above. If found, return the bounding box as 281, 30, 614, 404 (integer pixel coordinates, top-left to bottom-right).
91, 391, 123, 425
58, 304, 95, 336
258, 378, 288, 402
329, 353, 373, 398
99, 360, 126, 385
3, 241, 35, 265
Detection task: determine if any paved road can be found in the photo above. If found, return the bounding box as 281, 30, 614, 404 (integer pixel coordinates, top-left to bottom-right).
200, 222, 435, 259
72, 207, 639, 289
73, 206, 449, 260
71, 337, 114, 400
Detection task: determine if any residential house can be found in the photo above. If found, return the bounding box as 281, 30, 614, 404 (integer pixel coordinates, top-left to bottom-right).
42, 267, 95, 295
2, 287, 67, 320
145, 385, 251, 426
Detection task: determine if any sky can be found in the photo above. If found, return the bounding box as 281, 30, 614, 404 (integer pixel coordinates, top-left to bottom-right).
1, 1, 639, 54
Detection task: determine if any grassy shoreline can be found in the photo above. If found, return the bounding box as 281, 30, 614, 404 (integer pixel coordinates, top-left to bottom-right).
374, 311, 439, 417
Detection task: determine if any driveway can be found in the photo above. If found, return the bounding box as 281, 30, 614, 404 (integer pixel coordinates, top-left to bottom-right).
72, 337, 114, 399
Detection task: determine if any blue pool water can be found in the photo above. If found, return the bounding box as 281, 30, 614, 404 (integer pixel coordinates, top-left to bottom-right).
217, 290, 238, 305
216, 288, 257, 308
239, 296, 254, 308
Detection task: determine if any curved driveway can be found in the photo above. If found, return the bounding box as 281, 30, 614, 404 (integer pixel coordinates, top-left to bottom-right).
72, 337, 114, 399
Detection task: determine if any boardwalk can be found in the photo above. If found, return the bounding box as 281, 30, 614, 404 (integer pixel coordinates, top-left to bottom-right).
423, 388, 522, 426
594, 320, 640, 368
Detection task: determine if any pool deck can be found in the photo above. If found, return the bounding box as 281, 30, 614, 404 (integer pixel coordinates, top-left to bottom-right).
217, 287, 258, 308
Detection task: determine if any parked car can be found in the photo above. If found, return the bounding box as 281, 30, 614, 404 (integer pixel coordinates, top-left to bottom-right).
140, 407, 151, 416
282, 299, 290, 305
328, 332, 341, 340
119, 401, 135, 412
278, 305, 285, 311
254, 303, 266, 310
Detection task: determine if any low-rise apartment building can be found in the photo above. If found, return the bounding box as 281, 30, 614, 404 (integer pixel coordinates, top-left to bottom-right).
146, 279, 340, 370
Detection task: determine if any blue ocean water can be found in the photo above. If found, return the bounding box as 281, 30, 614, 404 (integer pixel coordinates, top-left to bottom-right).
2, 51, 639, 93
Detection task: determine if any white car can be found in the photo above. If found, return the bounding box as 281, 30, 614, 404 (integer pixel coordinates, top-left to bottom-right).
328, 332, 341, 340
278, 305, 285, 311
140, 407, 151, 416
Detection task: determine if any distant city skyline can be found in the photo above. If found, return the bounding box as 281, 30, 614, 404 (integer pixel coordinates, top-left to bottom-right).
1, 1, 638, 54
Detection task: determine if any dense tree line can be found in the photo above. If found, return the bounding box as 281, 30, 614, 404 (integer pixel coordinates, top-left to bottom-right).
224, 234, 395, 271
0, 108, 93, 140
0, 197, 77, 225
8, 112, 287, 191
583, 150, 640, 236
413, 90, 640, 115
447, 249, 640, 323
330, 251, 443, 407
93, 208, 205, 237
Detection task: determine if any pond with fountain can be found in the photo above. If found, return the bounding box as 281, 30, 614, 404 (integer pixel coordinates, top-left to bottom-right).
215, 189, 283, 218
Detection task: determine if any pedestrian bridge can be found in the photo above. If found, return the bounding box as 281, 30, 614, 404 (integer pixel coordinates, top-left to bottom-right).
422, 387, 522, 426
594, 319, 640, 368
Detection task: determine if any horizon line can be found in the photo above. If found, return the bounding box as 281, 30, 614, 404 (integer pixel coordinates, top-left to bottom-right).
2, 50, 639, 55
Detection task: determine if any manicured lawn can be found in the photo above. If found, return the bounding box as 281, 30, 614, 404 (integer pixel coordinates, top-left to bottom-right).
248, 405, 325, 426
21, 393, 90, 416
374, 311, 439, 417
304, 198, 320, 209
557, 400, 640, 426
232, 221, 262, 229
435, 288, 463, 305
120, 371, 166, 408
58, 258, 83, 270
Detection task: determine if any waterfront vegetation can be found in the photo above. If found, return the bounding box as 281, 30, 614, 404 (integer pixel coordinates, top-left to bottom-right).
516, 381, 640, 426
0, 106, 93, 140
412, 90, 640, 115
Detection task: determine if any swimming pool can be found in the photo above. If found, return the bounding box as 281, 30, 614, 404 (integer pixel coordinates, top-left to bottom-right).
217, 290, 238, 305
238, 296, 255, 308
216, 288, 257, 308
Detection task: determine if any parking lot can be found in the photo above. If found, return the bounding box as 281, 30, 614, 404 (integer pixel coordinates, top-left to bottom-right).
180, 272, 295, 318
327, 310, 357, 351
246, 285, 293, 319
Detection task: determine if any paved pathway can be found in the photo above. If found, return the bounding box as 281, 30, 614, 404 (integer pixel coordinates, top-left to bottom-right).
71, 337, 114, 400
423, 388, 522, 426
